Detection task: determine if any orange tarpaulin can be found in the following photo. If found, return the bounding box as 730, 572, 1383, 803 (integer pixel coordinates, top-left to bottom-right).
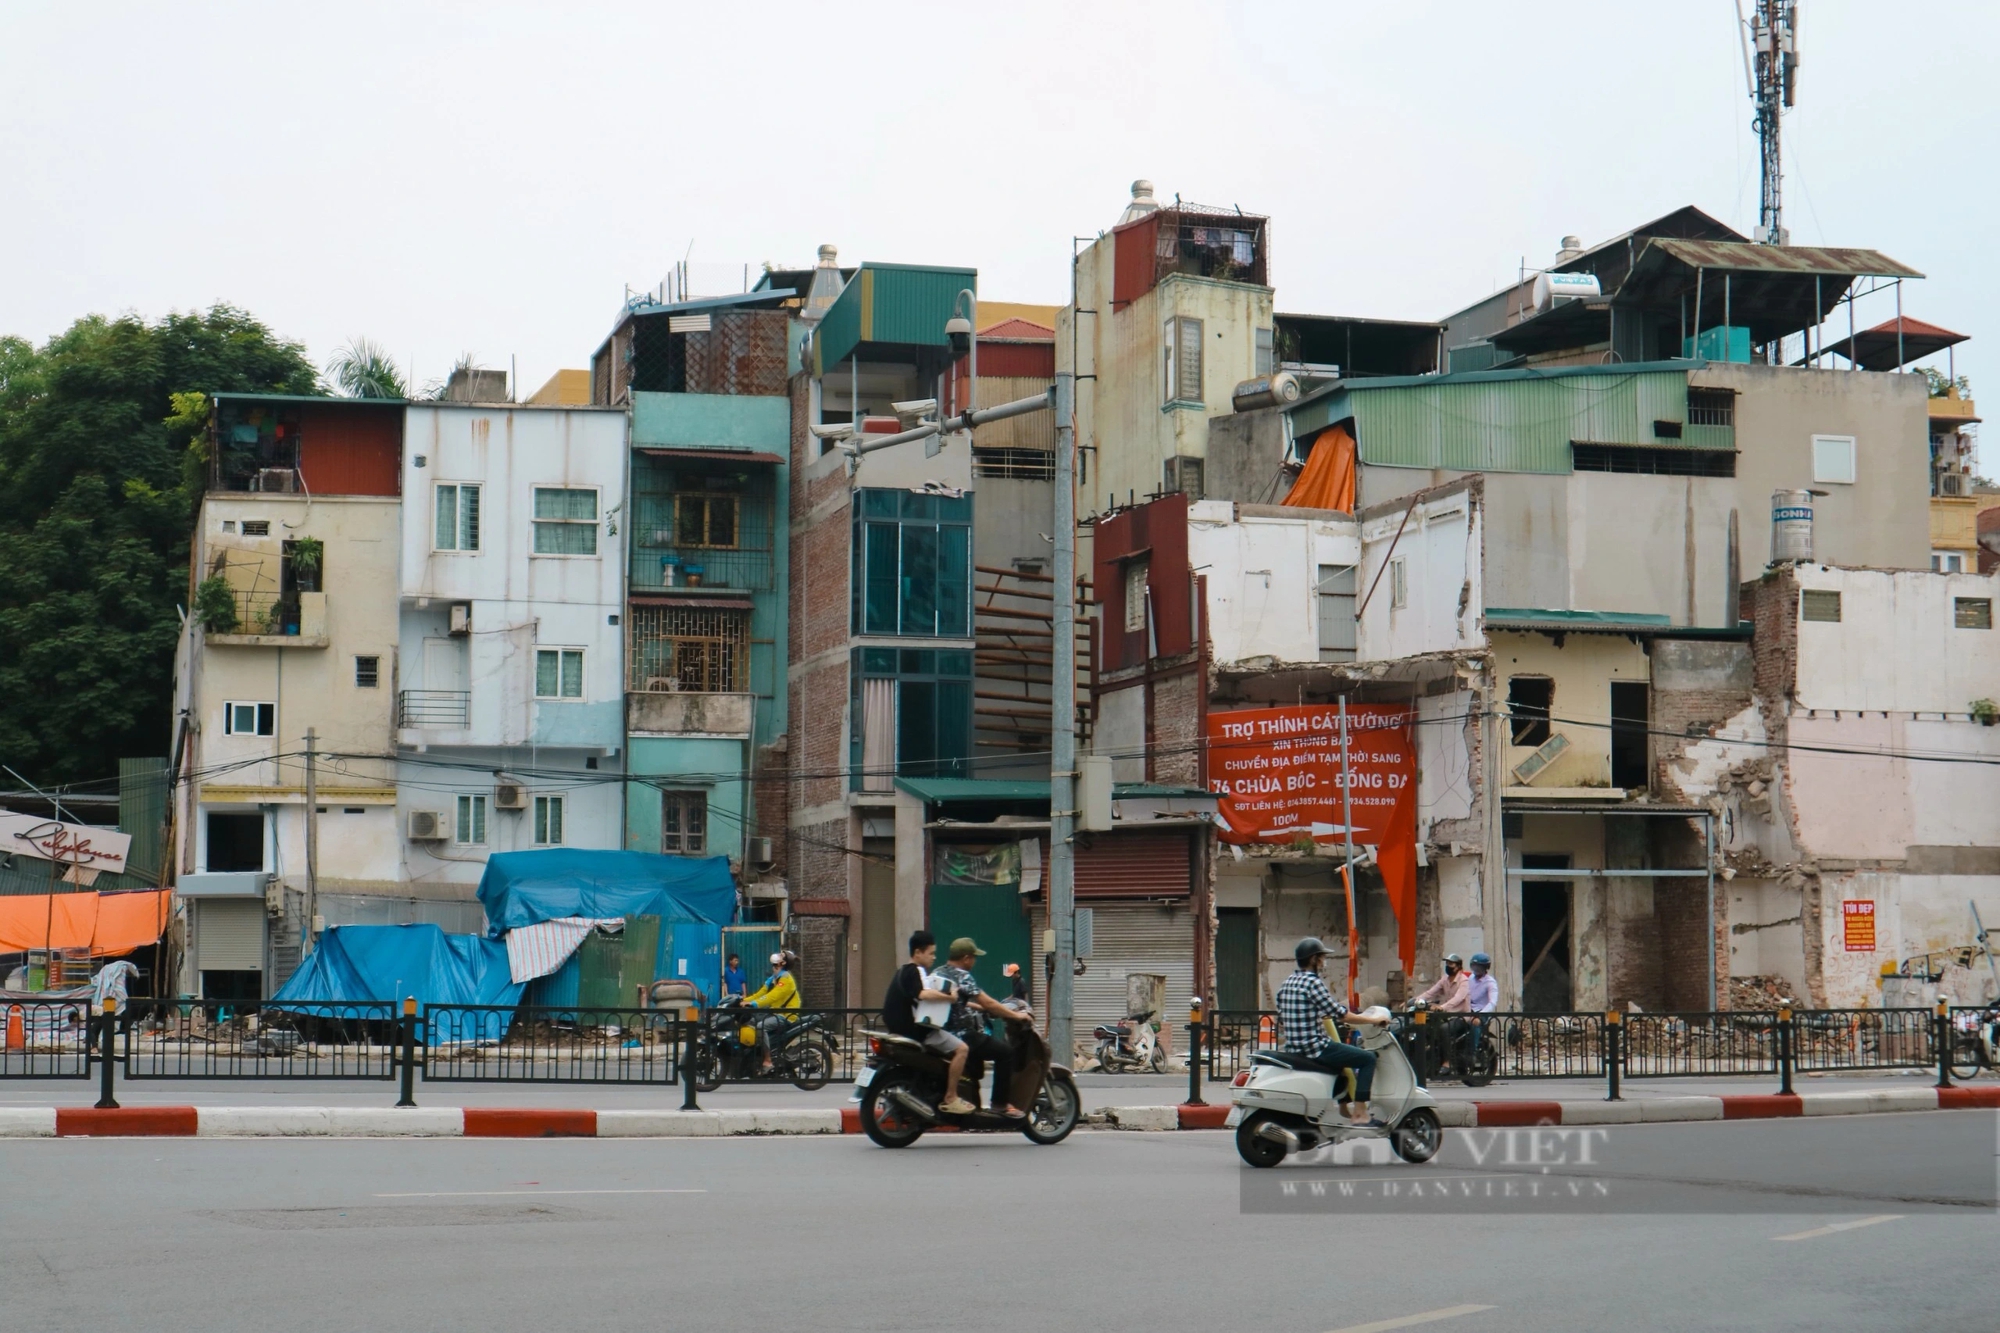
0, 890, 172, 956
1282, 424, 1356, 513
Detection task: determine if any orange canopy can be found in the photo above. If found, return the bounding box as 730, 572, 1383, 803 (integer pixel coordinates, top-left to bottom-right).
1282, 425, 1356, 513
0, 890, 172, 956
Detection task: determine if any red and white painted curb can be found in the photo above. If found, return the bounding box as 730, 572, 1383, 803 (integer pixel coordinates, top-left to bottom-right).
1, 1086, 1993, 1138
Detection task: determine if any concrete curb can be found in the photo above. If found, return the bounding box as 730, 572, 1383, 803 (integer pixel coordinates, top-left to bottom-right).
0, 1087, 1992, 1138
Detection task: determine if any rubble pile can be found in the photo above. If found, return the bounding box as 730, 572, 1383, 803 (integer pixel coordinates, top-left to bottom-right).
1727, 975, 1797, 1010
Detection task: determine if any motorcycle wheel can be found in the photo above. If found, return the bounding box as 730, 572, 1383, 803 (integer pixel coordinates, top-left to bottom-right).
1949, 1034, 1986, 1082
1391, 1108, 1443, 1164
859, 1071, 928, 1149
1149, 1042, 1170, 1074
1093, 1040, 1118, 1072
1459, 1042, 1497, 1088
690, 1048, 724, 1094
789, 1037, 834, 1091
1235, 1112, 1288, 1168
1020, 1075, 1081, 1145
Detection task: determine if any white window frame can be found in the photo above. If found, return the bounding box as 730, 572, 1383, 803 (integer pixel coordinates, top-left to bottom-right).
1254, 327, 1275, 377
456, 793, 488, 845
1812, 434, 1857, 485
223, 701, 276, 736
530, 485, 601, 558
1389, 557, 1408, 609
660, 790, 707, 855
1163, 316, 1203, 405
1123, 562, 1148, 633
533, 794, 564, 846
534, 646, 586, 700
434, 482, 482, 552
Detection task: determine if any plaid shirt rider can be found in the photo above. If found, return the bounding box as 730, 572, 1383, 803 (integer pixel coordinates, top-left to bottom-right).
1275, 968, 1349, 1059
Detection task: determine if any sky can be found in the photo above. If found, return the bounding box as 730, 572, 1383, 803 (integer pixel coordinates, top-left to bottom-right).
4, 0, 1994, 398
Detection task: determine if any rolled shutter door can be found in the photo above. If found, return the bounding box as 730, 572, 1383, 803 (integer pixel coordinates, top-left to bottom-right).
1074, 830, 1192, 898
197, 898, 265, 972
1032, 902, 1196, 1054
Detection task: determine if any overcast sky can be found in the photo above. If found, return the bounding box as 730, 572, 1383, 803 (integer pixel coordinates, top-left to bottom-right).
4, 1, 1992, 397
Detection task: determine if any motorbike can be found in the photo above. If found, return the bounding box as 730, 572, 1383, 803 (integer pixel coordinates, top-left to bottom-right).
1403, 1001, 1497, 1087
1225, 1006, 1444, 1168
1949, 1005, 2000, 1080
689, 1001, 835, 1092
1093, 1009, 1169, 1073
856, 1009, 1081, 1148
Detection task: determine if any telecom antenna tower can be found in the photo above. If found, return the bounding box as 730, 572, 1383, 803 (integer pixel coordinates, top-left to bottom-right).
1740, 0, 1801, 245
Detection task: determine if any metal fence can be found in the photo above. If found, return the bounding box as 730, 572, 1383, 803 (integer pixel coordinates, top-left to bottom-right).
122, 1000, 398, 1080
424, 1005, 683, 1085
1791, 1008, 1934, 1072
1618, 1011, 1781, 1078
0, 999, 94, 1079
1483, 1013, 1608, 1079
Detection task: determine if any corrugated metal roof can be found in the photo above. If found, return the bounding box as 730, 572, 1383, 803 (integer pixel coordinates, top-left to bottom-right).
894, 778, 1210, 805
1644, 238, 1922, 280
815, 263, 979, 373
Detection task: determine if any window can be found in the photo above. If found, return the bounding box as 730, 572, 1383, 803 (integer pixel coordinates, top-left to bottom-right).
673, 493, 739, 548
1812, 435, 1857, 485
850, 647, 974, 786
532, 487, 599, 555
1255, 327, 1275, 378
661, 791, 707, 854
1318, 565, 1356, 663
1955, 598, 1993, 630
1800, 590, 1843, 623
354, 656, 380, 688
1389, 557, 1408, 610
1687, 388, 1735, 427
850, 489, 973, 638
1164, 316, 1203, 403
1163, 456, 1204, 500
456, 793, 488, 845
1508, 676, 1553, 747
1933, 552, 1966, 573
223, 702, 276, 736
1572, 444, 1736, 477
533, 795, 564, 845
435, 484, 481, 551
535, 648, 585, 699
629, 605, 749, 692
1124, 562, 1149, 632
241, 520, 270, 537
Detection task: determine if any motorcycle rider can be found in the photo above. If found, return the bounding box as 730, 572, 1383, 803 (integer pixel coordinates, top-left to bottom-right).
1276, 937, 1390, 1127
1448, 951, 1499, 1068
883, 930, 976, 1115
1414, 953, 1470, 1072
743, 950, 800, 1074
936, 937, 1034, 1118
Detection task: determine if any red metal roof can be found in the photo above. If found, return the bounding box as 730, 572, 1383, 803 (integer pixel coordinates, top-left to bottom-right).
979, 317, 1055, 341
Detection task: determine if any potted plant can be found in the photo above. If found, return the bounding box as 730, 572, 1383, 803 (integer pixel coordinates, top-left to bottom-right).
288, 536, 324, 591
1973, 699, 1998, 727
683, 563, 704, 588
195, 575, 238, 634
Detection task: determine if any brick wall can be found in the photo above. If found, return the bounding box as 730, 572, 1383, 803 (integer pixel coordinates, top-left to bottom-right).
686, 310, 790, 397
1654, 818, 1727, 1009
1150, 663, 1203, 787
793, 913, 847, 1008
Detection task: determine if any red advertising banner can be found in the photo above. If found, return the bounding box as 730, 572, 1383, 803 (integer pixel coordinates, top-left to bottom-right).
1207, 705, 1418, 978
1841, 900, 1876, 953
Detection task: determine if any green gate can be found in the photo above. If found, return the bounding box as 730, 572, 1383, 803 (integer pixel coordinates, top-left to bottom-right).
926, 884, 1031, 999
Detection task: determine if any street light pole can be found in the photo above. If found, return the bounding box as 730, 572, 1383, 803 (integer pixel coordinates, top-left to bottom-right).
1049, 368, 1077, 1067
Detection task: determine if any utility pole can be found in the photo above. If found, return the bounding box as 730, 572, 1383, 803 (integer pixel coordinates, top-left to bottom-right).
1048, 368, 1078, 1066
304, 726, 318, 953
1741, 0, 1800, 246
1340, 697, 1358, 1008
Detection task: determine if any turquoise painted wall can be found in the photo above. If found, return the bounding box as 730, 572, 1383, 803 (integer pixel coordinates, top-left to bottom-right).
631, 392, 789, 449
626, 736, 748, 860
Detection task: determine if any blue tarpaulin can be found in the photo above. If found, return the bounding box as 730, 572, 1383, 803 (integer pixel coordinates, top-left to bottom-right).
475, 849, 736, 937
272, 924, 522, 1011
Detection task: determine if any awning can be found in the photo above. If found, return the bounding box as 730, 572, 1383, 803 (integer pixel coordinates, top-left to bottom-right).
637, 447, 784, 465
1811, 316, 1968, 372
0, 889, 172, 955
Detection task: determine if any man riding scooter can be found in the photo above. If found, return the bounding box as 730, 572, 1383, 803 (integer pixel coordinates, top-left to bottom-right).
1446, 951, 1498, 1071
1276, 937, 1391, 1127
935, 936, 1034, 1118
1413, 953, 1469, 1073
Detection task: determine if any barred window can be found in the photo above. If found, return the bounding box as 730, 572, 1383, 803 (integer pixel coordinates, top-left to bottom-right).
661, 791, 707, 854
1687, 388, 1735, 427
629, 604, 749, 692
674, 493, 739, 548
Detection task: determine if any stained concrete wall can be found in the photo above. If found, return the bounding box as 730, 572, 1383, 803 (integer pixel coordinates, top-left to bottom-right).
1491, 630, 1650, 790
1189, 501, 1359, 665
1791, 565, 2000, 714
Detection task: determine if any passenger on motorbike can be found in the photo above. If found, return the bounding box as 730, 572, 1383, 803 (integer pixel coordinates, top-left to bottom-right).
883, 930, 976, 1114
937, 937, 1035, 1119
1276, 937, 1390, 1127
1414, 953, 1470, 1071
1447, 952, 1498, 1065
743, 951, 801, 1074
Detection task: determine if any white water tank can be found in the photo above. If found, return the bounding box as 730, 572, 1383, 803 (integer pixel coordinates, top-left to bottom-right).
1771, 489, 1814, 564
1231, 371, 1301, 413
1531, 270, 1602, 310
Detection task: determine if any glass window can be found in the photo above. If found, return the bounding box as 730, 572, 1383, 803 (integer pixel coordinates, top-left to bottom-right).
456, 793, 488, 845
850, 647, 974, 785
1812, 435, 1856, 485
1164, 316, 1204, 403
673, 493, 739, 548
661, 792, 707, 854
851, 490, 974, 638
1124, 562, 1148, 632
1800, 590, 1842, 623
532, 487, 599, 555
533, 795, 564, 845
435, 484, 481, 551
224, 702, 276, 736
535, 648, 585, 699
1255, 327, 1275, 377
354, 656, 380, 687
1508, 677, 1553, 747
1955, 598, 1992, 630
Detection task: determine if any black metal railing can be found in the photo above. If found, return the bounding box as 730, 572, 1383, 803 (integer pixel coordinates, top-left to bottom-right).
1621, 1011, 1781, 1078
1791, 1007, 1935, 1072
424, 1005, 684, 1085
122, 1000, 399, 1080
0, 999, 94, 1079
1484, 1013, 1609, 1079
397, 689, 470, 728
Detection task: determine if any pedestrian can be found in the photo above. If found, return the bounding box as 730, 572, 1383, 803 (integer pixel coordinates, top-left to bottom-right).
1004, 961, 1029, 1003
722, 953, 746, 1001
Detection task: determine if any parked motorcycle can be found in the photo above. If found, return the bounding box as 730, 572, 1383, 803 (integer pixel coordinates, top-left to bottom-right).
1403, 1001, 1497, 1087
689, 1002, 835, 1092
1949, 1006, 2000, 1080
1226, 1006, 1444, 1168
856, 1010, 1080, 1148
1093, 1009, 1169, 1073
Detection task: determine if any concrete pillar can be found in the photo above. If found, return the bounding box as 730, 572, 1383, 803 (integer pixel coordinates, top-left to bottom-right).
893, 790, 927, 948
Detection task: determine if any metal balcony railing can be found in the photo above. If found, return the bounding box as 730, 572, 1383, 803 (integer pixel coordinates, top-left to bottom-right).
397, 690, 469, 728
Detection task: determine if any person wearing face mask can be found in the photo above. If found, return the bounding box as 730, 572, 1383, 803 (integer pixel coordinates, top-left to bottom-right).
743, 950, 801, 1074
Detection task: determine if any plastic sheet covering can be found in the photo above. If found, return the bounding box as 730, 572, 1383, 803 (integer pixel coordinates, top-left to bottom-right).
0, 889, 171, 956
475, 849, 736, 937
1282, 424, 1356, 513
272, 924, 522, 1013
505, 917, 623, 984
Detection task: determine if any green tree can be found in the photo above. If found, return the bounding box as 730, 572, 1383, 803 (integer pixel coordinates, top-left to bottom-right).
326, 337, 407, 399
0, 305, 318, 785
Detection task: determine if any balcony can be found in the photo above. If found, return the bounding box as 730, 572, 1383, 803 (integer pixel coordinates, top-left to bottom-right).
397, 690, 469, 729
628, 690, 754, 737
630, 460, 776, 593
207, 592, 329, 648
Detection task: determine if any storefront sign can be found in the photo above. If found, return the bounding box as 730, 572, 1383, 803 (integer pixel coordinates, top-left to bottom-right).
0, 813, 132, 880
1841, 900, 1876, 952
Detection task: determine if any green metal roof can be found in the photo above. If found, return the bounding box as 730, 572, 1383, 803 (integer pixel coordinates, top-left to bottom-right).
815, 262, 978, 374
1486, 608, 1753, 638
1487, 608, 1672, 627
894, 778, 1213, 805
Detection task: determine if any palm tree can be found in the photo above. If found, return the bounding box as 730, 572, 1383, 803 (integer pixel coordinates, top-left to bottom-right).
326, 338, 407, 399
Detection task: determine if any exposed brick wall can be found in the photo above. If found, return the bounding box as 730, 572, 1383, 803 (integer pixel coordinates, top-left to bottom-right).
792, 913, 847, 1008
1150, 663, 1202, 787
686, 311, 790, 397
790, 815, 849, 901
1654, 817, 1727, 1009
753, 737, 790, 878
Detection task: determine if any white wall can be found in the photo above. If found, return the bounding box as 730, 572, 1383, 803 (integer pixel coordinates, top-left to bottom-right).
1786, 715, 2000, 861
1792, 566, 2000, 714
1187, 500, 1358, 665
1356, 487, 1484, 661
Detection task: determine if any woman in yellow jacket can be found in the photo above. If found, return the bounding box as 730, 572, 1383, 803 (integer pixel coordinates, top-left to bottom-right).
743, 951, 800, 1073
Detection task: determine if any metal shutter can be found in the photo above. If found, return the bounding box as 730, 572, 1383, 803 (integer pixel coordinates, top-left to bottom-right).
1033, 902, 1196, 1052
197, 898, 266, 972
1074, 830, 1192, 899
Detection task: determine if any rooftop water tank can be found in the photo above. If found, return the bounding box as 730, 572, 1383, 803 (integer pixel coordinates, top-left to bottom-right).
1531, 270, 1602, 310
1771, 489, 1814, 564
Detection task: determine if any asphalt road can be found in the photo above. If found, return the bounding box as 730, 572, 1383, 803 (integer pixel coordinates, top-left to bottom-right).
3, 1114, 1994, 1332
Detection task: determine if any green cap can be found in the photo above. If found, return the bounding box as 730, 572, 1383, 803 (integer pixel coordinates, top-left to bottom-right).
948, 936, 986, 959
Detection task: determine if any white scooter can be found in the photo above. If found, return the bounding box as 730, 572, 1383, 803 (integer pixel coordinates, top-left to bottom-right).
1224, 1007, 1444, 1167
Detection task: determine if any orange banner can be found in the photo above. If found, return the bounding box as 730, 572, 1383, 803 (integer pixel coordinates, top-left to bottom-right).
0, 890, 173, 956
1207, 705, 1418, 979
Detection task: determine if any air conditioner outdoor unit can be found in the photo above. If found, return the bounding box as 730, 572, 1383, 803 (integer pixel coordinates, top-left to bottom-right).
494, 783, 528, 810
1938, 472, 1966, 497
449, 603, 472, 635
407, 810, 449, 840
748, 836, 774, 870
254, 468, 297, 493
